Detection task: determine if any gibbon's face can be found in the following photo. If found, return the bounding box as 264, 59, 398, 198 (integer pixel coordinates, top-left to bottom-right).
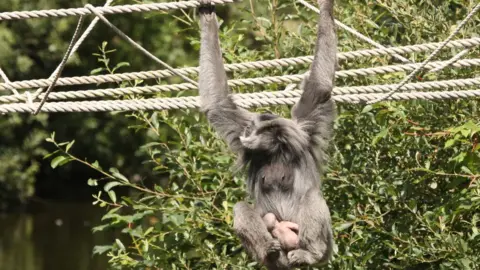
240, 113, 285, 152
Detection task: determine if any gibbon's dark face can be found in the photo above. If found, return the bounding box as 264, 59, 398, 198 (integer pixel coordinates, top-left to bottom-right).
240, 113, 279, 151
240, 113, 303, 152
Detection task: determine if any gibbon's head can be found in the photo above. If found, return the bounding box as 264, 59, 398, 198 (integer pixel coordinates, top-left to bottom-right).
239, 113, 309, 154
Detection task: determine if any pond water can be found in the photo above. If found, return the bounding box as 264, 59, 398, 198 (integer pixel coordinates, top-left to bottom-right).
0, 202, 112, 270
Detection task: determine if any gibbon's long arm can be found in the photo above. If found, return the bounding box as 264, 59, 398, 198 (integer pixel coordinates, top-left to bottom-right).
292, 0, 337, 133
198, 4, 256, 153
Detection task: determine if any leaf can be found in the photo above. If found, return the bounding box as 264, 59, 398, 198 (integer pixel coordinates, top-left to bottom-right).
92, 160, 101, 170
362, 105, 373, 114
111, 170, 129, 183
336, 222, 353, 231
65, 140, 75, 153
93, 245, 112, 255
107, 190, 117, 204
87, 179, 98, 186
104, 181, 123, 192
444, 139, 456, 148
115, 239, 125, 251
372, 128, 389, 145
90, 67, 104, 75
51, 156, 68, 169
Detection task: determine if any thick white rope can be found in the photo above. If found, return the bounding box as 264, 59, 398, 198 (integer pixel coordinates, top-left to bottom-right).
1, 77, 478, 103
368, 3, 480, 104
0, 68, 18, 95
1, 59, 479, 104
297, 0, 411, 63
332, 77, 480, 95
1, 38, 478, 92
1, 89, 479, 114
428, 48, 472, 73
0, 0, 239, 21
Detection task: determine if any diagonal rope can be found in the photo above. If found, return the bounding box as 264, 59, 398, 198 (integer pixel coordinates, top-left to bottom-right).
0, 68, 18, 95
31, 0, 115, 101
84, 4, 197, 86
34, 15, 86, 114
367, 3, 480, 104
297, 0, 411, 63
428, 48, 472, 73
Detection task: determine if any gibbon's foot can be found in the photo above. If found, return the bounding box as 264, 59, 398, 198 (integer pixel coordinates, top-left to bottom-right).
287, 249, 319, 266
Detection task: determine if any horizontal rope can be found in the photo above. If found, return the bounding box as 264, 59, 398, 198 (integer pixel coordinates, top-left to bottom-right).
333, 77, 480, 95
0, 0, 238, 21
1, 60, 479, 104
2, 38, 479, 92
1, 89, 479, 114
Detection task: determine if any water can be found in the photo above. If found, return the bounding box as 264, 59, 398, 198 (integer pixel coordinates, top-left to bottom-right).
0, 202, 111, 270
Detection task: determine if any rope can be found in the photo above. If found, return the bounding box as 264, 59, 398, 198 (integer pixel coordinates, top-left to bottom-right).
0, 0, 239, 21
1, 59, 479, 104
33, 15, 86, 114
297, 0, 410, 63
0, 68, 18, 96
368, 3, 480, 104
1, 89, 479, 114
332, 78, 480, 95
1, 39, 479, 92
428, 48, 472, 73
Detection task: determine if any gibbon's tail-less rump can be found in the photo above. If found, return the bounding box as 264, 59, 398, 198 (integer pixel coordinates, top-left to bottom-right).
198, 0, 337, 269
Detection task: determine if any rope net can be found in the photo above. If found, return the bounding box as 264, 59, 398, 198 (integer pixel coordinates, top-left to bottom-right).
0, 0, 478, 114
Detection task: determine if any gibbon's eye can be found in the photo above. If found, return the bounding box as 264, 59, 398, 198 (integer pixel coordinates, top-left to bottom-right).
281, 175, 285, 180
243, 120, 256, 137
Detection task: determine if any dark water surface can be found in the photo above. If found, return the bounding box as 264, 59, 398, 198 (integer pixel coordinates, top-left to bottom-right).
0, 202, 112, 270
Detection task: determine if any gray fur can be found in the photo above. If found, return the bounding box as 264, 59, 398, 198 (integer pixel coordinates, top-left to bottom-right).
198, 0, 337, 268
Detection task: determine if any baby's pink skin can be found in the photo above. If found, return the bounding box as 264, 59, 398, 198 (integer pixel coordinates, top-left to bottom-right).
263, 213, 300, 251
